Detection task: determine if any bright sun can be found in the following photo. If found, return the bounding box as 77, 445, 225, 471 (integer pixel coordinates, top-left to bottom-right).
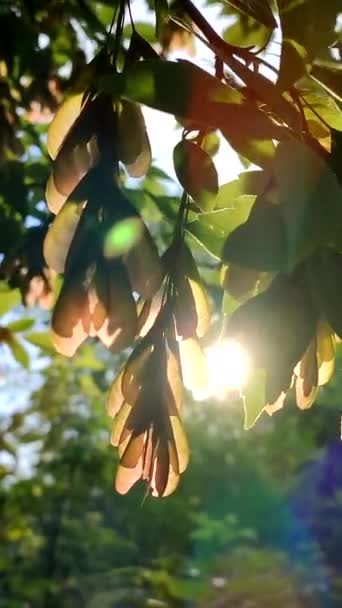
193, 340, 250, 401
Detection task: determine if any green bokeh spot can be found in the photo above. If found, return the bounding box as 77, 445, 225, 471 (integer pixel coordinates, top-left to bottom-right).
104, 217, 143, 258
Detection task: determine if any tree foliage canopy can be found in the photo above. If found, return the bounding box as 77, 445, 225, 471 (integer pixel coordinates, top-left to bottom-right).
0, 0, 342, 497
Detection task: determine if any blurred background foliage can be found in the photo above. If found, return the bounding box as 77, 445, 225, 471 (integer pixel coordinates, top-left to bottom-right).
1, 0, 342, 606
2, 343, 342, 607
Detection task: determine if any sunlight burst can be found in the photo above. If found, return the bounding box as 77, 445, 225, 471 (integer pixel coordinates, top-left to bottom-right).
193, 340, 250, 401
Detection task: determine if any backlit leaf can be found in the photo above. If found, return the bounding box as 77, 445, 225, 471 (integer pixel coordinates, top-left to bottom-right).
8, 335, 29, 368
0, 286, 20, 316
7, 318, 34, 332
187, 196, 254, 259
25, 332, 55, 352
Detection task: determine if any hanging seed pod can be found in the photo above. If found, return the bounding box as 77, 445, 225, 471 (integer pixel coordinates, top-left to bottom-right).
170, 242, 211, 339
124, 227, 163, 299
52, 96, 101, 198
295, 337, 319, 410
94, 258, 137, 351
111, 334, 189, 497
107, 368, 125, 418
45, 173, 68, 214
48, 93, 120, 209
43, 199, 85, 273
51, 272, 90, 356
47, 93, 85, 160
316, 321, 335, 386
137, 288, 164, 337
178, 337, 208, 394
117, 101, 151, 177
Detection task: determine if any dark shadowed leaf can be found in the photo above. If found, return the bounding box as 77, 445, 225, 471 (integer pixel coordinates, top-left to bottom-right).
277, 39, 307, 91
173, 140, 218, 211
224, 0, 277, 30
154, 0, 168, 38
222, 201, 287, 271
225, 274, 316, 377
277, 0, 338, 61
274, 139, 342, 266
310, 63, 342, 103
309, 249, 342, 340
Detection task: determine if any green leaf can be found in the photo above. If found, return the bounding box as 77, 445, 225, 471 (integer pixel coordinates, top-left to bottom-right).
74, 344, 105, 370
274, 139, 342, 266
302, 92, 342, 131
0, 285, 20, 317
25, 332, 54, 352
225, 0, 277, 30
7, 318, 35, 332
150, 194, 182, 224
100, 60, 286, 167
187, 197, 254, 259
123, 22, 156, 44
223, 16, 270, 51
222, 291, 240, 317
154, 0, 168, 39
222, 201, 287, 271
243, 368, 266, 430
101, 58, 241, 115
215, 170, 269, 209
8, 336, 30, 368
225, 139, 342, 272
310, 63, 342, 103
173, 140, 218, 211
277, 0, 338, 61
277, 39, 307, 91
